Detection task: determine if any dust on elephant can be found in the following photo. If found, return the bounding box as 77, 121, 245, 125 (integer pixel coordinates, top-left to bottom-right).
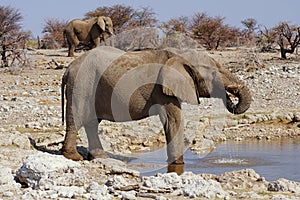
64, 16, 114, 57
61, 46, 252, 165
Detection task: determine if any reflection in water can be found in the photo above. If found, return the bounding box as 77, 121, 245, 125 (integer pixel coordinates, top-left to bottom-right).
128, 138, 300, 182
167, 163, 184, 175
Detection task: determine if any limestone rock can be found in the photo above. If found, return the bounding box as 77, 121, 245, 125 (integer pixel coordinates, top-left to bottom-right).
0, 166, 21, 194
268, 178, 300, 193
217, 168, 268, 191
106, 175, 139, 191
16, 152, 88, 189
142, 172, 228, 199
92, 158, 140, 177
181, 172, 228, 199
87, 182, 112, 200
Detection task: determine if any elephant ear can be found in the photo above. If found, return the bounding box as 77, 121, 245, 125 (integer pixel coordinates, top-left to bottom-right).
159, 57, 203, 105
97, 16, 106, 31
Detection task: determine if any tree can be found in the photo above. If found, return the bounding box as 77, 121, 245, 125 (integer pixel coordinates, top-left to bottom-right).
241, 18, 257, 35
190, 12, 239, 49
85, 5, 157, 34
257, 25, 277, 52
241, 18, 258, 46
127, 6, 157, 28
160, 16, 189, 34
42, 18, 67, 48
85, 4, 134, 34
273, 22, 300, 59
0, 6, 30, 68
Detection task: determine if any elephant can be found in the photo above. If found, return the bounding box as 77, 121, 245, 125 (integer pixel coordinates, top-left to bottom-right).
61, 46, 252, 165
64, 16, 114, 57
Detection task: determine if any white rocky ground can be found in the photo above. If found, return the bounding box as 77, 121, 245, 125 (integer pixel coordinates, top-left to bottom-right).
0, 48, 299, 199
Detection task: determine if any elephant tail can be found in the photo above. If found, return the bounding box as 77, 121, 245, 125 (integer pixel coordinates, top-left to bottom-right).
61, 73, 67, 126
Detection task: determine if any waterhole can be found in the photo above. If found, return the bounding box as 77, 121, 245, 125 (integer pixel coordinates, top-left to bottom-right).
128, 138, 300, 182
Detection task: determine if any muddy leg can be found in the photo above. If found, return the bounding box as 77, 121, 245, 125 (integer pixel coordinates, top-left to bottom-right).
62, 99, 83, 160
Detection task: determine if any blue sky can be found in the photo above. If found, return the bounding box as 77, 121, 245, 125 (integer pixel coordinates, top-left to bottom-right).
1, 0, 300, 37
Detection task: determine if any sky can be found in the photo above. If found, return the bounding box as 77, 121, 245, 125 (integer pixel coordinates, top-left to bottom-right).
1, 0, 300, 37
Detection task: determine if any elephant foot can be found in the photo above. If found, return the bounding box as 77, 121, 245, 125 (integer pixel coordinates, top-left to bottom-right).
62, 149, 83, 161
88, 149, 109, 160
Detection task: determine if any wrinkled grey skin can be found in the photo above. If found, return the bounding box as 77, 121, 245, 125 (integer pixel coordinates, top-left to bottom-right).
61, 46, 251, 164
64, 16, 114, 57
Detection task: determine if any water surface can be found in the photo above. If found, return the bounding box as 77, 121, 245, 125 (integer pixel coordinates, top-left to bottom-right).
128, 138, 300, 182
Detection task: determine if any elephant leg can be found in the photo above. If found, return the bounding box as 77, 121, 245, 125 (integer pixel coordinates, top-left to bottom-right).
62, 101, 83, 160
68, 37, 79, 57
84, 119, 108, 160
68, 45, 75, 57
92, 37, 100, 49
159, 101, 184, 164
62, 118, 83, 161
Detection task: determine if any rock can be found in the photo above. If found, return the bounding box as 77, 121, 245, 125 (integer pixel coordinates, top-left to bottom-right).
155, 196, 168, 200
106, 175, 139, 191
217, 169, 268, 191
16, 152, 88, 189
55, 185, 85, 198
121, 190, 137, 200
293, 112, 300, 122
87, 182, 112, 200
268, 178, 300, 193
11, 132, 31, 149
143, 172, 182, 193
0, 166, 21, 194
181, 172, 228, 199
142, 172, 228, 199
0, 131, 31, 149
92, 158, 140, 177
190, 138, 215, 154
271, 194, 300, 200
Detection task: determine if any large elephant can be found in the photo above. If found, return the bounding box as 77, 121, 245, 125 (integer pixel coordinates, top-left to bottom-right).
64, 16, 114, 57
61, 46, 251, 165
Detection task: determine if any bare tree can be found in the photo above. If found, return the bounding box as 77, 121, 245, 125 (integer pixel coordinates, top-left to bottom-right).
0, 6, 30, 68
241, 18, 258, 46
85, 4, 134, 34
85, 5, 157, 34
241, 18, 257, 35
274, 22, 300, 59
257, 25, 277, 52
190, 12, 240, 49
127, 6, 157, 28
160, 16, 189, 34
42, 18, 67, 48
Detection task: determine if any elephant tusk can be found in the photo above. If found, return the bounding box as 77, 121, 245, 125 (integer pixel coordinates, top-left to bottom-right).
227, 92, 238, 99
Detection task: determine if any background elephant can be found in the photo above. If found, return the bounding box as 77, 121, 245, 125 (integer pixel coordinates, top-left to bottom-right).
61, 46, 251, 165
64, 16, 114, 57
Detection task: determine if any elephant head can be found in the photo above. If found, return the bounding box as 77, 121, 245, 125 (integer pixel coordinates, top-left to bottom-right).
96, 16, 114, 36
159, 49, 251, 115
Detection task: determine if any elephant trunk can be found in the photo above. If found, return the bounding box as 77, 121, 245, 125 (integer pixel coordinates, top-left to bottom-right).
224, 84, 252, 114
